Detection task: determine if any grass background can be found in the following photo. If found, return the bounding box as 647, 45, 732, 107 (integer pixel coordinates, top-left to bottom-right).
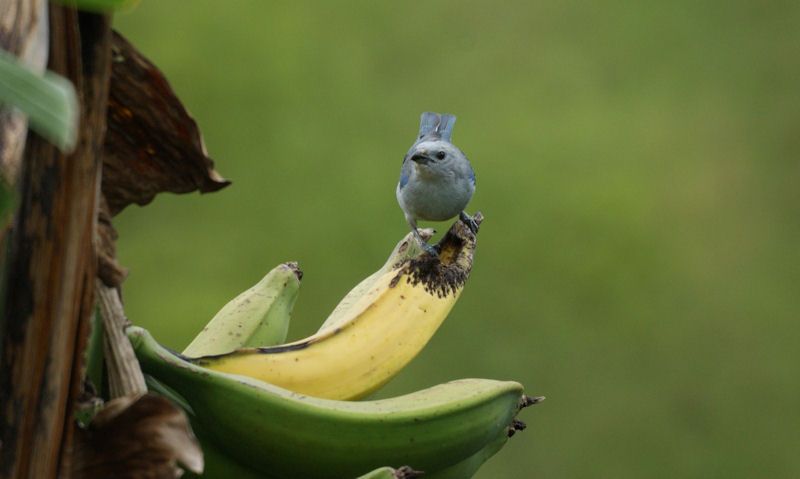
114, 1, 800, 477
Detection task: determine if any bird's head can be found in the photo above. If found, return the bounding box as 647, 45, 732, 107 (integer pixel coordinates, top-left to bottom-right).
406, 140, 465, 175
406, 112, 467, 176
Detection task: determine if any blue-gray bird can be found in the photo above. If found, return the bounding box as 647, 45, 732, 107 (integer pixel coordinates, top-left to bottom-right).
396, 112, 477, 255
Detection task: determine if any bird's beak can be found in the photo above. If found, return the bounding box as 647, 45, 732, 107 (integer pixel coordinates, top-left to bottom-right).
410, 150, 431, 165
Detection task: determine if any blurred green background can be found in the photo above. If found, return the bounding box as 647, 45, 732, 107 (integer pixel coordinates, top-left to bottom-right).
114, 1, 799, 477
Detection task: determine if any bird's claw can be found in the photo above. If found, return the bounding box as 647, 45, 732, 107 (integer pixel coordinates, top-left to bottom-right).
459, 211, 479, 234
422, 242, 440, 257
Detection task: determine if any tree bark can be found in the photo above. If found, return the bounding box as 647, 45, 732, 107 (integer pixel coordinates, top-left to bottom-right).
96, 279, 147, 398
0, 5, 111, 478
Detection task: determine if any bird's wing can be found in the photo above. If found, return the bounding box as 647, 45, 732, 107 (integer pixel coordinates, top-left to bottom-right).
398, 154, 413, 189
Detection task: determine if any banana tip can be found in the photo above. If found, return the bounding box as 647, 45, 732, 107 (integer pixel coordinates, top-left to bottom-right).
520, 395, 545, 409
395, 466, 424, 478
282, 261, 303, 280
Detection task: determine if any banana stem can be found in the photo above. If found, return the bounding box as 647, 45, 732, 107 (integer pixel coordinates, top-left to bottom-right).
96, 279, 147, 398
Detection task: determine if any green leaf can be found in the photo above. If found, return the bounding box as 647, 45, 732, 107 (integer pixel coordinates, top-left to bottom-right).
52, 0, 140, 12
0, 49, 78, 152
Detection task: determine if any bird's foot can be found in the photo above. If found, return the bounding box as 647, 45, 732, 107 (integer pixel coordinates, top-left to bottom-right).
421, 242, 440, 257
459, 211, 479, 234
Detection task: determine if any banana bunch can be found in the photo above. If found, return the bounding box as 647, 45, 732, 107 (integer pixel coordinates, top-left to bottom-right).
188, 217, 477, 401
131, 213, 544, 478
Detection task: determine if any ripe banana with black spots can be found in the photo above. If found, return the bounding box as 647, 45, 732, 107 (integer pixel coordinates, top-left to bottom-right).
182, 262, 302, 357
318, 227, 433, 333
189, 214, 481, 400
128, 324, 536, 479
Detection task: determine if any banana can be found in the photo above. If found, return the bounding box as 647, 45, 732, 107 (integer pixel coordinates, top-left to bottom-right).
182, 262, 302, 357
357, 446, 511, 479
190, 215, 481, 400
424, 429, 509, 479
318, 228, 434, 333
146, 376, 264, 479
184, 420, 264, 479
128, 325, 531, 479
356, 466, 422, 479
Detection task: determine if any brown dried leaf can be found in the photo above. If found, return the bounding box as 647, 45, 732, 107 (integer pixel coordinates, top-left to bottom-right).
73, 393, 203, 478
102, 31, 230, 216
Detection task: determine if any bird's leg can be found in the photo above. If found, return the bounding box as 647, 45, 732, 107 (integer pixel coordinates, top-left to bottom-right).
459, 211, 479, 234
416, 230, 440, 257
407, 216, 439, 256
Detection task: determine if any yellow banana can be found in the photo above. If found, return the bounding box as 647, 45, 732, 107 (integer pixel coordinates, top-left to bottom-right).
191, 214, 481, 400
182, 262, 301, 357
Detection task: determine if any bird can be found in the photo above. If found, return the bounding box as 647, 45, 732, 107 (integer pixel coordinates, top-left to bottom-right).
396, 112, 477, 256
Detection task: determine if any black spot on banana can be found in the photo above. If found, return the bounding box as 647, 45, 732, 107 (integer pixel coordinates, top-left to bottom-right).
394, 212, 481, 298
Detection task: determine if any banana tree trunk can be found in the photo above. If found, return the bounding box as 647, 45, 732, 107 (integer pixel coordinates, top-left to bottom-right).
0, 3, 111, 478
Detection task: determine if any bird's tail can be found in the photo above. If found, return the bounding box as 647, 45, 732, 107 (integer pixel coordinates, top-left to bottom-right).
418, 112, 456, 141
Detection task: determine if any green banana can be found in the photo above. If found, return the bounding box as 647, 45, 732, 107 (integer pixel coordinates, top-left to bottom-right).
145, 376, 263, 479
389, 403, 540, 479
318, 228, 433, 333
356, 466, 423, 479
157, 376, 534, 479
424, 430, 508, 479
185, 420, 265, 479
129, 326, 533, 479
182, 262, 301, 357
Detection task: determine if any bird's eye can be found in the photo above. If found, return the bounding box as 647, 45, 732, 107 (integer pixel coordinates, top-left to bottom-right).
435, 151, 446, 160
